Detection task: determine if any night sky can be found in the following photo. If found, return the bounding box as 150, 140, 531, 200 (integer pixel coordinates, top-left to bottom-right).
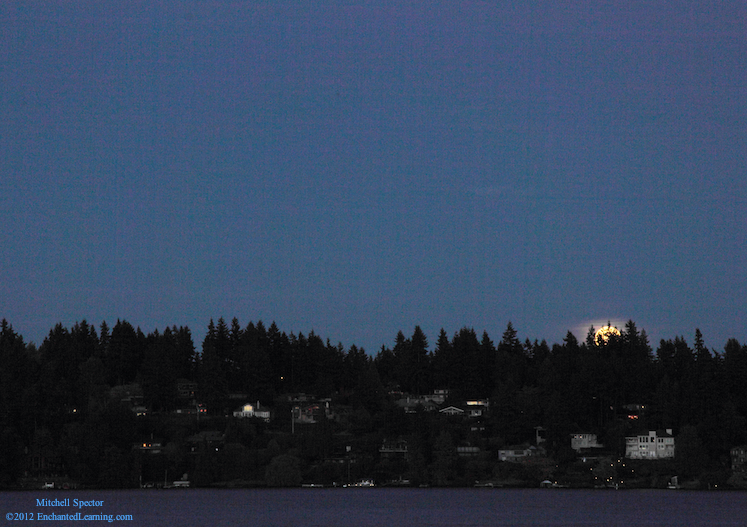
2, 2, 745, 353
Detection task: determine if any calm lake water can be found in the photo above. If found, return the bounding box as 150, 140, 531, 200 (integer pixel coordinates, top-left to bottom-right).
2, 488, 745, 526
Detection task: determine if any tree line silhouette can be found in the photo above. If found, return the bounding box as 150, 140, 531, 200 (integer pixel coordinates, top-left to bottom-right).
0, 317, 745, 488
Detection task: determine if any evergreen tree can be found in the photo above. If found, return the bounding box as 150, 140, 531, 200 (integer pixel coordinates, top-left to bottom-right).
105, 320, 143, 386
724, 338, 747, 416
392, 330, 410, 391
692, 329, 718, 425
140, 328, 181, 411
38, 323, 75, 413
174, 325, 197, 380
585, 325, 597, 349
238, 321, 274, 402
227, 317, 243, 391
431, 328, 453, 390
266, 322, 289, 394
352, 359, 386, 414
304, 331, 327, 393
495, 321, 527, 390
199, 319, 228, 412
452, 327, 481, 398
373, 345, 397, 390
525, 339, 549, 387
499, 321, 522, 354
479, 331, 496, 396
343, 344, 368, 394
0, 320, 31, 428
98, 321, 110, 358
409, 326, 430, 395
313, 339, 344, 397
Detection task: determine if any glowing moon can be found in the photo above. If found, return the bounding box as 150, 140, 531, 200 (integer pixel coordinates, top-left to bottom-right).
594, 325, 621, 345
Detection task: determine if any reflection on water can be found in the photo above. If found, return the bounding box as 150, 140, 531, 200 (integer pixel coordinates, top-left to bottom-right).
2, 488, 746, 526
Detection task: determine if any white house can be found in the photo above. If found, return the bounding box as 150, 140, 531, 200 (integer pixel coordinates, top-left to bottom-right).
625, 429, 675, 459
233, 402, 271, 421
438, 401, 488, 418
439, 405, 465, 416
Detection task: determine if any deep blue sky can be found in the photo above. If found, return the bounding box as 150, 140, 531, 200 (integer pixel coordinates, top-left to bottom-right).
2, 1, 745, 353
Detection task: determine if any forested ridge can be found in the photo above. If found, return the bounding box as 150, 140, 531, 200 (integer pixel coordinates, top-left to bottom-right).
0, 317, 745, 489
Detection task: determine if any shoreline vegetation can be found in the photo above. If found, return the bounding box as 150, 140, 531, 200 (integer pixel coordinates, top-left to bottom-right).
1, 318, 746, 491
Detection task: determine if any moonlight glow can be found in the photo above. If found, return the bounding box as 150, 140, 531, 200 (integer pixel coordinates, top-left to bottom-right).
594, 325, 621, 346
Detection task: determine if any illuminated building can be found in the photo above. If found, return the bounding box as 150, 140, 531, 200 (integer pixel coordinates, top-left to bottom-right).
625, 429, 675, 459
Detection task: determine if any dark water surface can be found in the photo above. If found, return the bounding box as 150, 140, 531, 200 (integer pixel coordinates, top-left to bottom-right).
2, 488, 745, 526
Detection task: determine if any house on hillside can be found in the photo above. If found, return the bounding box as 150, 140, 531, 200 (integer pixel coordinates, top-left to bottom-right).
233, 401, 271, 421
570, 433, 603, 452
379, 439, 409, 460
464, 400, 489, 418
174, 403, 207, 416
430, 389, 449, 404
731, 445, 747, 472
437, 400, 490, 419
622, 403, 648, 421
498, 444, 538, 462
457, 445, 481, 457
439, 405, 465, 417
396, 395, 438, 413
625, 429, 675, 459
134, 439, 162, 454
293, 400, 334, 424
